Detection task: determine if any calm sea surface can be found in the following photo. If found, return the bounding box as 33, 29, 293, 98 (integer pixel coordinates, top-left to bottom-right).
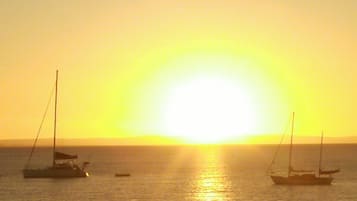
0, 145, 356, 201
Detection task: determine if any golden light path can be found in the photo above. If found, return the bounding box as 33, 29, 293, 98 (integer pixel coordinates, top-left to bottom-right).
193, 147, 232, 201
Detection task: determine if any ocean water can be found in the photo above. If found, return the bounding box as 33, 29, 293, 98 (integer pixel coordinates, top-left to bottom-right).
0, 145, 356, 201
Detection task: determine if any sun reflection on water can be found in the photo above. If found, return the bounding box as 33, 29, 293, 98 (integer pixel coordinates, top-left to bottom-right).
191, 147, 233, 201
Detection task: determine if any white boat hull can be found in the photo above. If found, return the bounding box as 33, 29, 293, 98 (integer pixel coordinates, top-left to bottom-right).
23, 167, 88, 178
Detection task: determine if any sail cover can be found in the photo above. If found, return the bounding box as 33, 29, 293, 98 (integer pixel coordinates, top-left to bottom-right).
319, 169, 340, 175
55, 151, 78, 160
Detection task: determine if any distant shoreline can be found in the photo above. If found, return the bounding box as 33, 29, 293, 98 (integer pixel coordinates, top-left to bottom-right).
1, 135, 357, 147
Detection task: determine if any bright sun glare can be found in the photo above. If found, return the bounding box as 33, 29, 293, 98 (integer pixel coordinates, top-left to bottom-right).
163, 76, 257, 143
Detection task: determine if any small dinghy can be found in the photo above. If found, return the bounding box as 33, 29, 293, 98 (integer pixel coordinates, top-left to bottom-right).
115, 173, 131, 177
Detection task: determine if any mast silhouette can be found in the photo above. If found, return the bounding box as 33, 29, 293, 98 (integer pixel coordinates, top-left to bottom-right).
318, 131, 324, 176
288, 112, 295, 176
53, 70, 58, 167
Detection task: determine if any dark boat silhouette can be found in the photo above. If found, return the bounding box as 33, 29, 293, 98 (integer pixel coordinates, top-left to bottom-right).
269, 112, 339, 185
23, 70, 89, 178
115, 173, 131, 177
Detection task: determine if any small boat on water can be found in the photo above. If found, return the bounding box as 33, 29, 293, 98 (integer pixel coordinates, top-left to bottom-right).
23, 70, 89, 178
269, 112, 339, 185
115, 173, 131, 177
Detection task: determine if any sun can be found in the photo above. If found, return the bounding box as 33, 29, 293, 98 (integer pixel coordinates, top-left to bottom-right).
162, 76, 257, 144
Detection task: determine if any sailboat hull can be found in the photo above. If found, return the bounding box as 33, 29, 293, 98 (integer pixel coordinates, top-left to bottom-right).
271, 175, 332, 185
23, 167, 88, 178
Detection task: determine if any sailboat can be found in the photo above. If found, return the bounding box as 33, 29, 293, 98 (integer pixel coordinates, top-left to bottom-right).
270, 112, 339, 185
23, 70, 89, 178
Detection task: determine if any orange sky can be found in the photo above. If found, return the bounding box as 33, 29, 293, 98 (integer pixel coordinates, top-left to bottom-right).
0, 1, 356, 143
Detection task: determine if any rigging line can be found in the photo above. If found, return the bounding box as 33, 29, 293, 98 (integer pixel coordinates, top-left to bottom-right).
24, 83, 56, 169
266, 114, 292, 175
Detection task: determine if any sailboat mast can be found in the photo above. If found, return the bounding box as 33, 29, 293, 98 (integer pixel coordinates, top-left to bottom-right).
288, 112, 295, 176
318, 131, 324, 176
53, 70, 58, 167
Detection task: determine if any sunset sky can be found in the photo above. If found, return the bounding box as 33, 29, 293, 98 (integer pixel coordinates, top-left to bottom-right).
0, 0, 356, 144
